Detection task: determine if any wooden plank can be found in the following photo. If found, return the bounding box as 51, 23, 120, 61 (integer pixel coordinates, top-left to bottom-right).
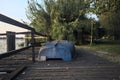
0, 14, 46, 37
0, 33, 6, 36
0, 68, 15, 73
0, 32, 31, 35
0, 14, 34, 31
2, 65, 26, 80
0, 46, 31, 59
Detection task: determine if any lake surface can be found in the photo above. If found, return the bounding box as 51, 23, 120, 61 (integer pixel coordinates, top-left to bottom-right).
0, 39, 24, 54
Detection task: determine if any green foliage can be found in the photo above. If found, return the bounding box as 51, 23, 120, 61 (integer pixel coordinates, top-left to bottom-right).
51, 0, 91, 41
51, 22, 75, 41
91, 0, 120, 40
99, 10, 120, 40
26, 0, 94, 42
78, 43, 120, 63
18, 42, 24, 47
92, 0, 120, 14
26, 0, 54, 36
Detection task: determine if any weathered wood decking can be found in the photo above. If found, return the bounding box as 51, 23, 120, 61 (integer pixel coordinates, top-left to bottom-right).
0, 47, 120, 80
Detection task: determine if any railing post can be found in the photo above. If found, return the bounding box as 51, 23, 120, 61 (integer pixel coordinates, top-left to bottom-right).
31, 31, 35, 62
24, 33, 29, 47
6, 31, 15, 52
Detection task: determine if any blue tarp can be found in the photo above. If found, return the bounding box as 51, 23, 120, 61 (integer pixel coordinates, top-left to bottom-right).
38, 40, 75, 61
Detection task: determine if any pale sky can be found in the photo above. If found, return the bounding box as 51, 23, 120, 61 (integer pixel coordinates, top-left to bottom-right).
0, 0, 43, 34
0, 0, 98, 34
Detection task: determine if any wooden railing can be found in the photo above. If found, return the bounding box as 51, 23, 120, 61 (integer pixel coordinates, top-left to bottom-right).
0, 13, 46, 62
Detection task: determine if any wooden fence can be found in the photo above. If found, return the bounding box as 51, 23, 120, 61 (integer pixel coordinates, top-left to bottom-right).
0, 13, 46, 62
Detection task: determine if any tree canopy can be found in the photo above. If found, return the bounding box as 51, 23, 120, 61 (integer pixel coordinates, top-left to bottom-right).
92, 0, 120, 39
26, 0, 120, 43
27, 0, 92, 42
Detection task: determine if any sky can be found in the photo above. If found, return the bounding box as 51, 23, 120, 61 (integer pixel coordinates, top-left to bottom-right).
0, 0, 98, 35
0, 0, 28, 22
0, 0, 43, 34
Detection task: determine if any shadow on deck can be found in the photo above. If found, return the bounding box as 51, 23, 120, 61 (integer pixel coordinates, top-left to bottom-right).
0, 47, 120, 80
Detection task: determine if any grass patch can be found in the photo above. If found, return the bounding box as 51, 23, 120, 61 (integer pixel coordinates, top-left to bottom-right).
78, 44, 120, 64
89, 44, 120, 55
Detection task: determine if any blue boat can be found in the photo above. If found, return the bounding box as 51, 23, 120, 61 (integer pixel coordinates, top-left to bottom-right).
38, 40, 75, 61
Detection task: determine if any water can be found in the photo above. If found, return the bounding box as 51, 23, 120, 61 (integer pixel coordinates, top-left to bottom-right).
0, 39, 25, 54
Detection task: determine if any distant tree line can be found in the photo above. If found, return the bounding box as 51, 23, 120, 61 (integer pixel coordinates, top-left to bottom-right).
26, 0, 120, 44
92, 0, 120, 40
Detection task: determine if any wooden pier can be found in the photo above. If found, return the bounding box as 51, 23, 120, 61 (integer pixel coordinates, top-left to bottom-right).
0, 14, 120, 80
0, 47, 120, 80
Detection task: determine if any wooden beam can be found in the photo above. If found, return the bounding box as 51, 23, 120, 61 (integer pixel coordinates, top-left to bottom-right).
7, 31, 15, 52
2, 65, 26, 80
0, 68, 15, 73
0, 14, 34, 31
0, 46, 31, 59
34, 31, 47, 37
0, 32, 47, 36
0, 14, 47, 36
31, 31, 35, 62
15, 32, 31, 34
0, 32, 31, 36
0, 33, 6, 36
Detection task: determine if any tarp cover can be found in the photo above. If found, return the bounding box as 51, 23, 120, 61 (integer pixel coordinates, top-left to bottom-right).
38, 40, 75, 61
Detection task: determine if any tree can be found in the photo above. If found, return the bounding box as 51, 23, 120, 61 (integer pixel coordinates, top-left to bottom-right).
51, 0, 91, 42
26, 0, 92, 42
91, 0, 120, 40
26, 0, 55, 40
